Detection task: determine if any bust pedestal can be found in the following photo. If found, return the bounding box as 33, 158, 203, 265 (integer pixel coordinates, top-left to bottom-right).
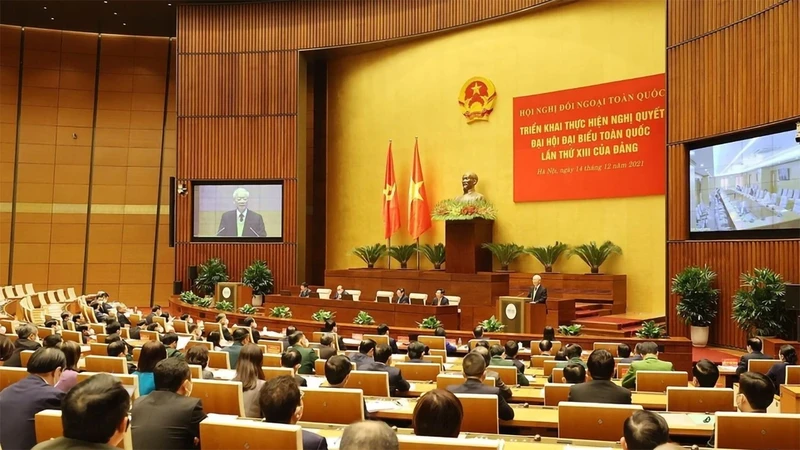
444, 219, 493, 274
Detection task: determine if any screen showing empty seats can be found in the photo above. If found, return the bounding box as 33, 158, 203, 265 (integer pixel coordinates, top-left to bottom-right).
192, 182, 283, 241
689, 129, 800, 232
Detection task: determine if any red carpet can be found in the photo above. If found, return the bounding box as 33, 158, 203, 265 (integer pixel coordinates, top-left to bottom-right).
692, 346, 739, 364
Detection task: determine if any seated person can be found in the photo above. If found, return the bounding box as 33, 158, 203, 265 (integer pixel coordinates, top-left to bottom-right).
232, 344, 266, 418
129, 320, 146, 340
446, 353, 514, 421
538, 339, 553, 357
145, 304, 161, 324
42, 334, 63, 349
434, 327, 457, 355
376, 323, 398, 354
472, 325, 484, 340
280, 326, 297, 351
215, 313, 233, 341
4, 323, 42, 367
569, 349, 631, 404
351, 339, 376, 370
563, 363, 586, 384
332, 285, 348, 300
766, 344, 797, 394
321, 319, 346, 351
43, 319, 62, 334
489, 344, 529, 386
549, 344, 585, 382
340, 421, 398, 450
469, 346, 512, 400
288, 331, 317, 375
365, 344, 410, 396
32, 374, 130, 450
133, 341, 168, 396
431, 288, 449, 306
708, 371, 775, 447
617, 343, 633, 362
0, 348, 66, 450
105, 320, 122, 336
405, 341, 428, 363
108, 340, 138, 374
324, 355, 369, 419
131, 358, 207, 450
222, 328, 251, 368
412, 389, 463, 438
145, 322, 164, 335
504, 341, 525, 374
621, 342, 674, 389
395, 288, 410, 304
736, 337, 771, 376
55, 341, 82, 392
299, 281, 312, 298
243, 316, 261, 343
206, 330, 223, 351
259, 375, 328, 450
162, 332, 185, 359
318, 333, 337, 360
692, 358, 720, 387
117, 305, 132, 327
554, 350, 567, 361
281, 349, 308, 387
185, 346, 214, 379
621, 410, 670, 450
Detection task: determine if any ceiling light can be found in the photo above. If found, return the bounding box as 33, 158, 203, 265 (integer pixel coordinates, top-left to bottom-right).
114, 12, 118, 15
43, 6, 47, 9
104, 1, 108, 3
700, 164, 704, 167
123, 22, 127, 26
50, 17, 55, 20
168, 3, 172, 6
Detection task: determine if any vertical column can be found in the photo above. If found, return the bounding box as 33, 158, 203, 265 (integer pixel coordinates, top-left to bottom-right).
0, 25, 22, 285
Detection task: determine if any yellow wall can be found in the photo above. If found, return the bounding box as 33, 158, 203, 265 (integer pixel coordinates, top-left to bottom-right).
327, 0, 666, 314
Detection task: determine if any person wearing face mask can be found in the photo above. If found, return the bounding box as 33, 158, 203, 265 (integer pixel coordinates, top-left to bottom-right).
260, 376, 328, 450
707, 371, 775, 447
3, 323, 42, 367
131, 358, 207, 450
0, 347, 67, 449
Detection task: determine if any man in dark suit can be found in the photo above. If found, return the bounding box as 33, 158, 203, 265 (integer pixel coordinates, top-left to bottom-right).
472, 346, 513, 400
299, 282, 312, 298
569, 349, 632, 404
324, 355, 370, 420
395, 288, 410, 304
116, 304, 132, 327
216, 187, 267, 237
446, 353, 514, 421
405, 341, 427, 363
243, 316, 262, 343
0, 348, 66, 450
376, 323, 398, 354
331, 285, 348, 300
4, 323, 42, 367
282, 349, 308, 387
317, 334, 338, 360
736, 337, 772, 375
528, 274, 548, 304
289, 331, 318, 375
431, 288, 449, 306
351, 339, 376, 370
260, 376, 329, 450
131, 358, 207, 450
145, 304, 161, 325
281, 326, 297, 351
365, 344, 410, 396
222, 328, 251, 368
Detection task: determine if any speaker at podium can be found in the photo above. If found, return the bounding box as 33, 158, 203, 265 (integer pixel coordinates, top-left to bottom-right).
498, 296, 546, 334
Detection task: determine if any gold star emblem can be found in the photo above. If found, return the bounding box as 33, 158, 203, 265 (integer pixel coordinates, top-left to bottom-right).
471, 82, 483, 95
409, 179, 424, 201
383, 183, 396, 201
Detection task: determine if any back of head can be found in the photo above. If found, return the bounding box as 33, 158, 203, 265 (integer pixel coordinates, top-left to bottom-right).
153, 357, 190, 392
504, 340, 518, 358
63, 374, 130, 444
489, 344, 504, 357
138, 341, 167, 372
633, 343, 643, 355
152, 304, 161, 313
587, 349, 615, 380
146, 323, 160, 332
373, 344, 392, 364
286, 325, 297, 336
358, 339, 377, 355
780, 344, 798, 364
206, 330, 221, 347
692, 359, 720, 387
434, 327, 446, 337
322, 319, 336, 333
232, 328, 250, 343
325, 354, 352, 385
539, 339, 553, 352
565, 344, 583, 359
471, 346, 490, 366
28, 347, 67, 375
281, 349, 302, 368
738, 371, 774, 411
43, 334, 63, 349
260, 375, 301, 424
746, 337, 763, 352
543, 326, 555, 342
618, 343, 631, 358
473, 326, 484, 338
639, 341, 659, 356
340, 420, 399, 450
243, 316, 255, 327
44, 319, 58, 328
60, 340, 82, 371
462, 352, 486, 378
234, 343, 265, 390
623, 410, 669, 450
563, 363, 586, 384
215, 313, 226, 323
377, 323, 389, 336
185, 346, 209, 369
0, 335, 15, 362
413, 389, 463, 438
180, 313, 190, 321
320, 333, 333, 347
161, 332, 179, 346
106, 321, 121, 335
288, 331, 304, 347
407, 341, 426, 360
107, 341, 126, 357
106, 334, 121, 344
554, 350, 567, 361
17, 323, 37, 340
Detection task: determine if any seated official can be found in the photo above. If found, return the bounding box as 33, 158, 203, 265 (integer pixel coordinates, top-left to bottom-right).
131, 358, 207, 450
620, 343, 643, 364
215, 313, 233, 342
351, 339, 377, 370
206, 330, 223, 351
4, 323, 41, 367
549, 344, 586, 382
621, 410, 670, 450
280, 326, 297, 352
0, 348, 66, 449
395, 288, 410, 304
736, 337, 771, 376
0, 335, 12, 363
162, 332, 185, 359
434, 327, 458, 354
134, 341, 167, 396
767, 344, 797, 394
340, 421, 398, 450
223, 328, 251, 368
289, 331, 318, 375
376, 323, 399, 354
324, 355, 369, 419
243, 316, 262, 343
431, 288, 449, 306
618, 343, 631, 360
129, 320, 146, 340
471, 346, 513, 400
412, 389, 463, 438
332, 285, 348, 300
186, 345, 214, 379
692, 358, 720, 387
299, 282, 312, 298
621, 342, 674, 389
117, 304, 132, 327
569, 349, 631, 404
707, 371, 774, 447
55, 340, 83, 392
537, 339, 553, 357
33, 374, 130, 450
503, 340, 525, 373
145, 305, 161, 324
321, 319, 346, 351
563, 363, 586, 384
446, 353, 514, 421
145, 322, 164, 336
282, 349, 308, 387
259, 376, 328, 450
43, 334, 63, 349
318, 333, 337, 360
366, 344, 410, 396
473, 326, 484, 340
406, 341, 428, 363
233, 343, 267, 418
108, 340, 138, 374
489, 344, 529, 386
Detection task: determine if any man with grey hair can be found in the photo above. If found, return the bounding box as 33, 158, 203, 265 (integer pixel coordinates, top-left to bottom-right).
528, 274, 548, 304
4, 323, 41, 367
339, 421, 399, 450
216, 187, 267, 237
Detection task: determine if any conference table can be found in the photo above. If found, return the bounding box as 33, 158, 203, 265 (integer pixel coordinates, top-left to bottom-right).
263, 294, 460, 329
723, 189, 800, 230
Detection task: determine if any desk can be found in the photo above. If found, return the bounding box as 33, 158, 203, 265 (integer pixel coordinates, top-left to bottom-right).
780, 385, 800, 413
263, 295, 460, 329
723, 189, 800, 230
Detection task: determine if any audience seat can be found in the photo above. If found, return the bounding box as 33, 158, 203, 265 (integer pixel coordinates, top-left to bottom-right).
259, 340, 284, 354
89, 324, 105, 335
36, 327, 54, 340
543, 360, 559, 377
436, 374, 494, 390
345, 370, 390, 397
300, 387, 365, 424
531, 355, 555, 368
635, 371, 688, 392
715, 412, 800, 450
544, 383, 572, 406
429, 349, 447, 361
0, 366, 28, 392
208, 351, 231, 369
35, 410, 130, 449
172, 320, 188, 333
592, 342, 621, 356
262, 367, 293, 380
418, 335, 446, 351
185, 340, 213, 351
263, 354, 282, 368
748, 359, 782, 374
132, 348, 141, 362
316, 288, 332, 299
85, 355, 128, 374
312, 332, 340, 351
666, 387, 734, 413
396, 434, 502, 450
454, 393, 499, 433
616, 363, 631, 379
408, 293, 428, 305
362, 334, 389, 346
447, 295, 461, 306
61, 330, 82, 344
395, 362, 440, 382
20, 350, 35, 367
189, 379, 246, 416
76, 372, 139, 398
348, 290, 362, 301
90, 343, 109, 356
551, 368, 565, 383
199, 418, 303, 450
139, 330, 161, 342
486, 365, 517, 386
375, 290, 394, 303
189, 364, 203, 379
558, 402, 643, 440
787, 365, 800, 384
129, 313, 142, 324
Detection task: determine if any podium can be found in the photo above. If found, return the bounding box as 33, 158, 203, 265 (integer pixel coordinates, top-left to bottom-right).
445, 219, 493, 273
215, 282, 253, 311
498, 296, 547, 334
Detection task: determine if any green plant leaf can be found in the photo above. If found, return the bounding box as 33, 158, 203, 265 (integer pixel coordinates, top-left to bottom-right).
431, 198, 497, 221
558, 324, 582, 336
481, 243, 525, 269
195, 297, 213, 308
194, 258, 229, 295
242, 260, 274, 295
672, 265, 720, 327
479, 315, 505, 332
353, 311, 375, 325
418, 243, 446, 269
635, 320, 663, 339
524, 242, 569, 270
269, 305, 292, 319
311, 309, 335, 322
389, 244, 417, 267
180, 291, 201, 305
732, 268, 788, 337
239, 304, 257, 315
353, 243, 387, 268
214, 300, 234, 312
566, 241, 622, 272
417, 316, 443, 329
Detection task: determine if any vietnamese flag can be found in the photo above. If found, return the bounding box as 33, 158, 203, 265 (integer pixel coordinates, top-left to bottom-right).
382, 142, 401, 239
408, 139, 431, 239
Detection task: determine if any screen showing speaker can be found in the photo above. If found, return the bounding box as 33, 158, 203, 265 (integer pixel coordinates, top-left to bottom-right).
192, 181, 283, 242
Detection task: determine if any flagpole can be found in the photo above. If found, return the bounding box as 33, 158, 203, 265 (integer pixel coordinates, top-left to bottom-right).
416, 238, 420, 269
387, 237, 391, 269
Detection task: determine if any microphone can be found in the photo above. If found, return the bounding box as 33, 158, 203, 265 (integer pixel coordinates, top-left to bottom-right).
216, 227, 225, 236
249, 227, 261, 237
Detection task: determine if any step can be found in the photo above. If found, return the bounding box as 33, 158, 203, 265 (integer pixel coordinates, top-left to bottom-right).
575, 302, 606, 311
578, 322, 666, 338
574, 308, 613, 319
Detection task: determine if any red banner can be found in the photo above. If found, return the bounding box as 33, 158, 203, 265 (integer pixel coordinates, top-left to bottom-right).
513, 74, 666, 202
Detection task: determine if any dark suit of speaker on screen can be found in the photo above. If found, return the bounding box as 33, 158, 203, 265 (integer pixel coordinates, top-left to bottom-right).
217, 209, 267, 237
529, 285, 547, 304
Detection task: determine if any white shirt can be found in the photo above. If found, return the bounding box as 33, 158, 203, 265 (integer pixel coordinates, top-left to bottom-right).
236, 209, 248, 237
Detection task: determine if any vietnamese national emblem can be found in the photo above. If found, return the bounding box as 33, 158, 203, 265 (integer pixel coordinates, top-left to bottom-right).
458, 77, 497, 123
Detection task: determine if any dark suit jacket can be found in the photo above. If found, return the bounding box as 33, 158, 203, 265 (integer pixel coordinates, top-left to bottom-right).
529, 285, 548, 303
217, 209, 267, 237
222, 342, 244, 368
367, 362, 410, 396
568, 379, 632, 404
431, 296, 449, 306
0, 375, 64, 450
129, 326, 142, 340
446, 378, 514, 421
350, 352, 374, 370
388, 337, 399, 354
4, 338, 41, 367
291, 345, 318, 374
294, 374, 308, 387
131, 390, 206, 450
618, 355, 642, 364
302, 430, 328, 450
117, 312, 131, 327
318, 346, 337, 360
766, 361, 787, 394
736, 351, 772, 375
506, 357, 526, 374
299, 289, 311, 298
396, 295, 410, 304
331, 290, 348, 300
250, 329, 262, 343
406, 358, 427, 363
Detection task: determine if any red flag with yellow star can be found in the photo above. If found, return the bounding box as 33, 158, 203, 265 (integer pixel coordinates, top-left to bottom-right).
382, 142, 401, 239
408, 139, 431, 239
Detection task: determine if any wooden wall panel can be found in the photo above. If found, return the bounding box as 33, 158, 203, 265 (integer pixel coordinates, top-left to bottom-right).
666, 0, 800, 347
0, 25, 21, 286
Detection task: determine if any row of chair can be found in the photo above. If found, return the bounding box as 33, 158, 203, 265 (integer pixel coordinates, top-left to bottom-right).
310, 289, 462, 306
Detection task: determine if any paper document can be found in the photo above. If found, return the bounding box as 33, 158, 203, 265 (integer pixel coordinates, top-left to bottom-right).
366, 399, 407, 413
325, 437, 341, 449
206, 413, 239, 422
302, 376, 326, 388
177, 335, 191, 350
212, 369, 236, 380
525, 374, 536, 382
443, 363, 454, 370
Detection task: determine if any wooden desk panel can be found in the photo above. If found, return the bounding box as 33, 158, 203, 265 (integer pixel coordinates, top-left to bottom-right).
780, 385, 800, 413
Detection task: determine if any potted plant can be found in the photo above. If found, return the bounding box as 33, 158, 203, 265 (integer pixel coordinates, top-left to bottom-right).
431, 198, 497, 221
567, 241, 622, 274
214, 300, 234, 312
389, 244, 416, 269
195, 257, 229, 296
180, 291, 201, 305
195, 297, 213, 308
269, 305, 293, 319
479, 316, 505, 332
635, 321, 664, 339
558, 324, 582, 336
732, 268, 788, 337
353, 243, 387, 269
239, 304, 257, 315
525, 242, 569, 273
418, 243, 446, 270
672, 265, 720, 347
417, 316, 443, 329
311, 309, 335, 322
353, 311, 375, 325
481, 243, 525, 271
242, 260, 274, 307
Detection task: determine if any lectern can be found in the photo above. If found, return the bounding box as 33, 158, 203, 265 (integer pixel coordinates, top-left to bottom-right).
445, 219, 493, 273
215, 282, 253, 311
498, 296, 547, 333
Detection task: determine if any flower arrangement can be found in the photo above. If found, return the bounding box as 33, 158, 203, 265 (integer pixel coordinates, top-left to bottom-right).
431, 198, 497, 221
214, 300, 234, 312
239, 304, 257, 315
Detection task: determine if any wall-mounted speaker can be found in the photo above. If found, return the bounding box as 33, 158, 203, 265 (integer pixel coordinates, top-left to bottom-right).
173, 281, 182, 295
188, 265, 198, 281
786, 284, 799, 311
